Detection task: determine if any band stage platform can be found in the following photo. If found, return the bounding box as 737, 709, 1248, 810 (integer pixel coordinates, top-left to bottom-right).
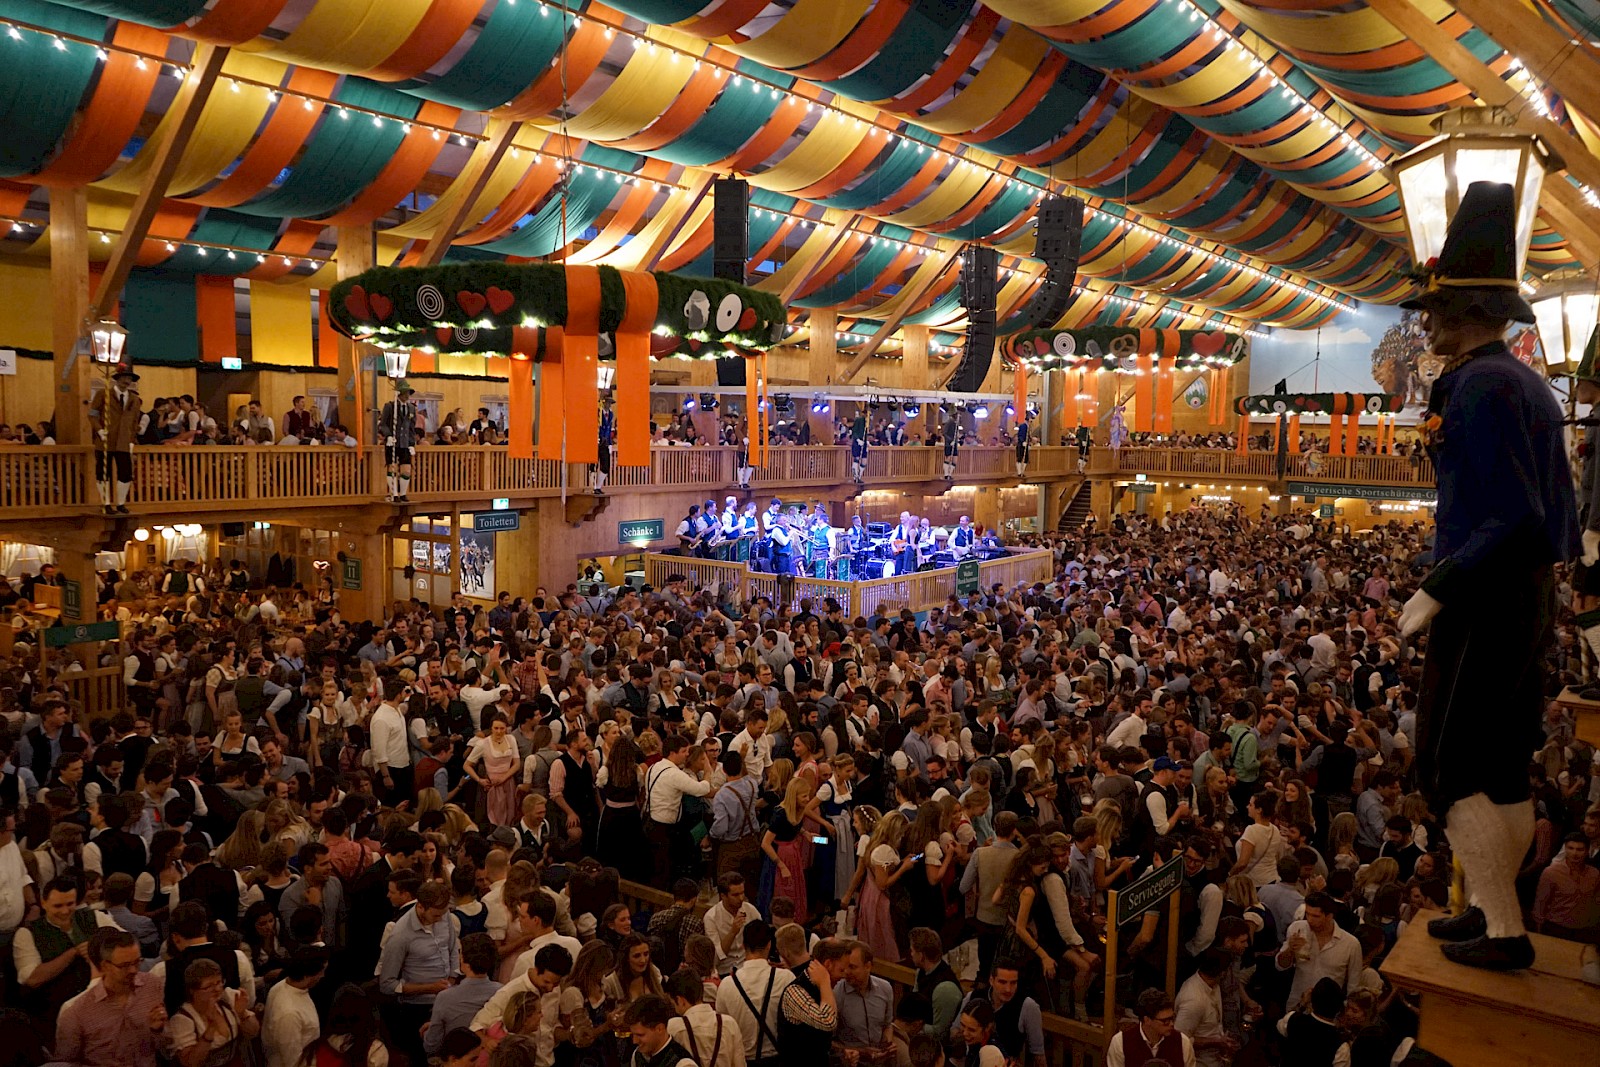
1381, 911, 1600, 1067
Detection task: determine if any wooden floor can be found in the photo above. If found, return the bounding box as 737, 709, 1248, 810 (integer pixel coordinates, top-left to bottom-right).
1381, 911, 1600, 1067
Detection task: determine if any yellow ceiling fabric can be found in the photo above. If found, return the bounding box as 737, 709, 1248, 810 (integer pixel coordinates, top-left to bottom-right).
732, 0, 875, 69
755, 208, 856, 294
382, 123, 544, 241
878, 166, 991, 228
912, 30, 1053, 136
557, 38, 701, 142
238, 0, 436, 76
854, 253, 953, 321
1214, 0, 1427, 56
749, 111, 872, 193
95, 53, 281, 197
251, 280, 316, 366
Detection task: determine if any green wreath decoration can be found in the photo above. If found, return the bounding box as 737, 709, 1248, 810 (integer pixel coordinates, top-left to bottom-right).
328, 262, 787, 360
1001, 326, 1247, 371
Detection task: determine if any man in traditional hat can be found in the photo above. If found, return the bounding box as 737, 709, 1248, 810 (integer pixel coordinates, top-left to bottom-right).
1397, 181, 1578, 970
89, 364, 142, 514
592, 394, 615, 496
379, 379, 419, 503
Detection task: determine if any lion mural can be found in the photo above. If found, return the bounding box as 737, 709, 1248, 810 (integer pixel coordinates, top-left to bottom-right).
1370, 309, 1434, 406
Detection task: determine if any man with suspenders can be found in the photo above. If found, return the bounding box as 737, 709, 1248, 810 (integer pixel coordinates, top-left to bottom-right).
716, 920, 792, 1067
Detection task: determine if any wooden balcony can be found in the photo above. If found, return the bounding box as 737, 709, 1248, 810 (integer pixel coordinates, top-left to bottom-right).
1087, 446, 1435, 487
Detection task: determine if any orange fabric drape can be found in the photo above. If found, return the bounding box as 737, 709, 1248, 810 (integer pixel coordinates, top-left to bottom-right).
615, 272, 659, 468
537, 327, 565, 462
507, 327, 537, 460
1345, 411, 1361, 455
196, 275, 236, 363
1133, 354, 1154, 432
1065, 369, 1080, 428
29, 21, 164, 187
745, 358, 760, 466
1013, 365, 1027, 427
1288, 414, 1301, 453
1081, 369, 1099, 428
1328, 413, 1344, 454
1236, 414, 1249, 454
316, 292, 340, 368
758, 353, 770, 465
1153, 355, 1175, 433
562, 267, 601, 465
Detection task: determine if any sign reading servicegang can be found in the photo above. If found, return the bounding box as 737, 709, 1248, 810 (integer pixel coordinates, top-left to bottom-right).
473, 511, 521, 533
1286, 481, 1437, 504
1115, 856, 1185, 925
619, 519, 665, 544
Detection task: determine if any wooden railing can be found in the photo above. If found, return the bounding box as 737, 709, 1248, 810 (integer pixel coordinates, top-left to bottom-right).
61, 664, 128, 719
0, 445, 87, 510
1090, 446, 1435, 485
645, 548, 1054, 618
129, 446, 374, 509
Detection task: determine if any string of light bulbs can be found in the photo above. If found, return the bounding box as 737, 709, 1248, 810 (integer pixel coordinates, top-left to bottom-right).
1, 214, 330, 269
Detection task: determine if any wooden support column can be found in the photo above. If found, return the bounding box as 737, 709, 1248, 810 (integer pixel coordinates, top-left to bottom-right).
1368, 0, 1600, 262
51, 187, 91, 446
807, 308, 837, 440
335, 226, 376, 444
91, 45, 228, 319
902, 325, 934, 438
1449, 0, 1600, 127
416, 119, 522, 266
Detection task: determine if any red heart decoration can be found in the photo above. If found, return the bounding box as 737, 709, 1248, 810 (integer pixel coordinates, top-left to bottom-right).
343, 285, 373, 322
369, 293, 394, 323
737, 307, 757, 331
435, 328, 453, 345
486, 286, 515, 315
1191, 331, 1226, 356
457, 290, 488, 318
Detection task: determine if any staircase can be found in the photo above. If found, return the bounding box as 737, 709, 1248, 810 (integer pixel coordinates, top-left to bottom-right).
1057, 481, 1093, 533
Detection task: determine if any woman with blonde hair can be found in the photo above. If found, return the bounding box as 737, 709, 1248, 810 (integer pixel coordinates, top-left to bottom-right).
814, 754, 858, 905
413, 787, 445, 820
1092, 798, 1135, 895
262, 798, 311, 852
1327, 811, 1362, 872
441, 804, 476, 844
759, 777, 814, 920
1354, 857, 1400, 907
763, 757, 794, 808
215, 810, 266, 872
850, 810, 914, 963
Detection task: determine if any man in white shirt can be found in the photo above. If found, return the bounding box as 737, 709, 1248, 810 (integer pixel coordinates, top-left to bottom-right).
1105, 706, 1148, 750
262, 950, 327, 1067
666, 969, 747, 1067
714, 921, 791, 1067
702, 874, 762, 977
644, 735, 713, 887
509, 891, 582, 977
1274, 894, 1364, 1005
0, 808, 36, 955
369, 681, 412, 807
471, 942, 574, 1067
728, 710, 773, 784
1174, 951, 1235, 1067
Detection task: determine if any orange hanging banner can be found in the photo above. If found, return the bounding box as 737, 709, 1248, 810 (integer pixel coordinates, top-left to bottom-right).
1013, 364, 1028, 426
196, 276, 236, 363
1345, 404, 1362, 456
1134, 354, 1155, 432
757, 353, 770, 466
1328, 412, 1343, 454
1288, 414, 1301, 454
563, 267, 602, 466
537, 327, 565, 462
745, 357, 760, 467
614, 271, 659, 468
1153, 356, 1176, 434
1236, 414, 1249, 455
1082, 369, 1099, 428
507, 327, 537, 460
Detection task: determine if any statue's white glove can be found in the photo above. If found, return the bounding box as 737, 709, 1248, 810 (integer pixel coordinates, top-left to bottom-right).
385, 436, 396, 447
1582, 529, 1600, 567
1399, 589, 1443, 637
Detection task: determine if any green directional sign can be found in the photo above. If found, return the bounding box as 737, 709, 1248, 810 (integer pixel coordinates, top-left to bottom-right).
1126, 483, 1157, 495
44, 621, 120, 648
473, 511, 520, 532
619, 519, 665, 544
1286, 481, 1436, 503
62, 578, 83, 621
341, 557, 362, 591
1319, 503, 1334, 519
1115, 856, 1185, 926
956, 559, 981, 595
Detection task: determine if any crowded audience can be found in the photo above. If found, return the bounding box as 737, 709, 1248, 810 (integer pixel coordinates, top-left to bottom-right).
0, 500, 1595, 1067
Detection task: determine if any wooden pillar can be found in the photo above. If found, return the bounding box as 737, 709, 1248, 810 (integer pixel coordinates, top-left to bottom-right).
807, 308, 838, 441
1042, 370, 1062, 447
1089, 479, 1115, 524
51, 187, 91, 446
972, 486, 1001, 533
335, 225, 375, 444
902, 325, 929, 388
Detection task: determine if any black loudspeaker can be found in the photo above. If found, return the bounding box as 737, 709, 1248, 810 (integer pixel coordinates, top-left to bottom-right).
952, 245, 998, 393
713, 178, 750, 282
222, 522, 246, 538
1019, 195, 1084, 331
713, 178, 750, 388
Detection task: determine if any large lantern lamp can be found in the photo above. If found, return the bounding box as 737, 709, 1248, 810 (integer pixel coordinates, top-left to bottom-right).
88, 319, 128, 365
382, 349, 411, 378
1387, 106, 1558, 275
1531, 270, 1600, 371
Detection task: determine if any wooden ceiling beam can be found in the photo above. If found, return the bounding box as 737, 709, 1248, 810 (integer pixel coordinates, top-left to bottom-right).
414, 119, 521, 267
836, 250, 961, 384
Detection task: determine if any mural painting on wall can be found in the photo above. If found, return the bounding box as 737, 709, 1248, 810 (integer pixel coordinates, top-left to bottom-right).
1181, 375, 1209, 410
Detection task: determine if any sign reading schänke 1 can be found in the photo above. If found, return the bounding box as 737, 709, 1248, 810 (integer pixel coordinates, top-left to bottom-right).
619, 519, 666, 544
1286, 481, 1437, 504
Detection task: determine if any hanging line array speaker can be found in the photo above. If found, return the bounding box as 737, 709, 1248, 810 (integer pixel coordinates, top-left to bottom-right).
1017, 196, 1085, 331
950, 244, 999, 393
714, 177, 751, 388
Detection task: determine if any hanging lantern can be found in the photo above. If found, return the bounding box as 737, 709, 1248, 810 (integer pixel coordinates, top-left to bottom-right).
88, 319, 128, 365
382, 349, 411, 378
1387, 106, 1557, 274
1531, 270, 1600, 370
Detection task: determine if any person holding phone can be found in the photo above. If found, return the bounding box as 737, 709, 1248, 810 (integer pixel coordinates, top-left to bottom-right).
759, 778, 813, 922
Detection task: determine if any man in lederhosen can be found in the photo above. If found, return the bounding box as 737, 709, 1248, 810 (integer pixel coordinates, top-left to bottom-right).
1397, 181, 1578, 970
89, 364, 141, 515
378, 379, 418, 503
942, 406, 960, 481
